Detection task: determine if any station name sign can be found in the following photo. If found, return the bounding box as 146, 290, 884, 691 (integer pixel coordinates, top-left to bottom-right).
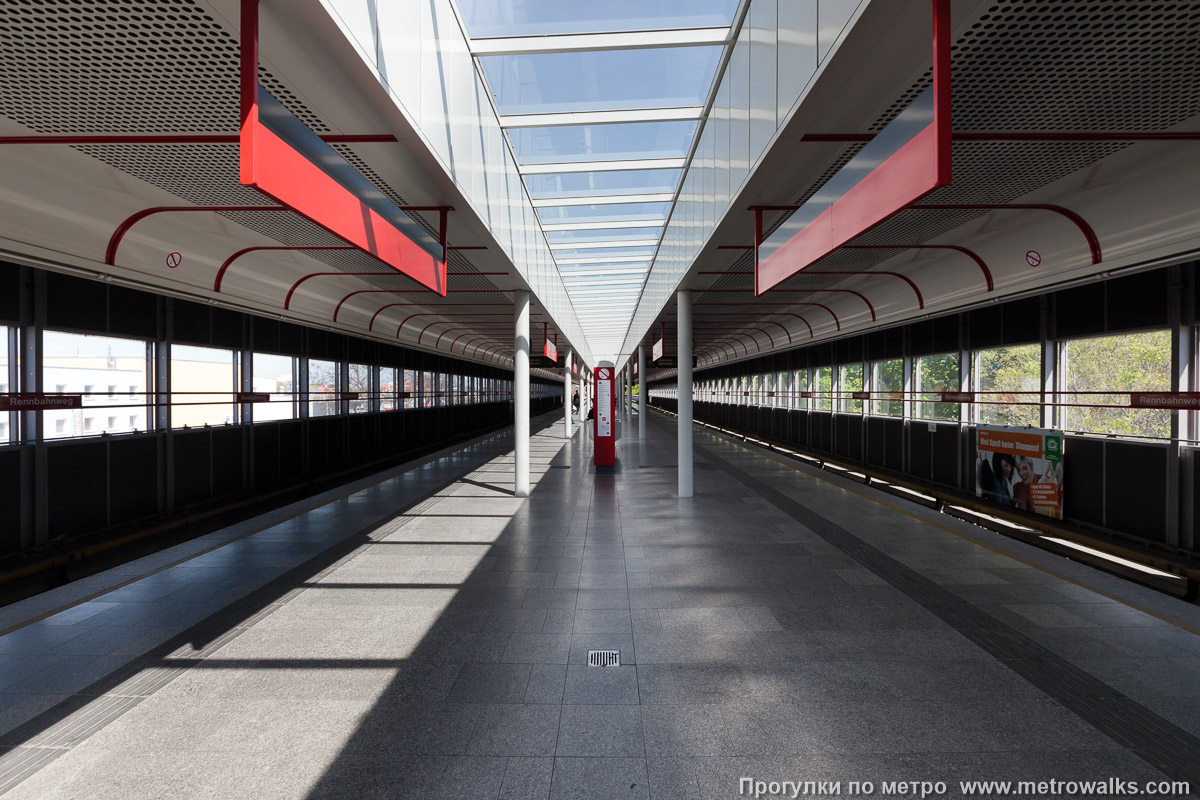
940, 391, 974, 403
0, 393, 83, 411
544, 339, 558, 363
1130, 392, 1200, 409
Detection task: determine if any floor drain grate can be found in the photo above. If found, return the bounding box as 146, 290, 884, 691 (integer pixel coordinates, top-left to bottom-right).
587, 650, 621, 667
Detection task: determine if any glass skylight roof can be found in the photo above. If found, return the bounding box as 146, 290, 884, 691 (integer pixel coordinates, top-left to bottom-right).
525, 169, 683, 200
481, 48, 723, 116
456, 0, 739, 38
456, 0, 739, 357
507, 121, 697, 165
536, 202, 672, 224
544, 227, 663, 244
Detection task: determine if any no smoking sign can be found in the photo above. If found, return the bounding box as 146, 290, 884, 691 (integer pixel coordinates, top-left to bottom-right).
165, 252, 182, 269
1025, 250, 1041, 268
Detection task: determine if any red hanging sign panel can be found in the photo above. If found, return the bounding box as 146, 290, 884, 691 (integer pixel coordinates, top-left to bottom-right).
755, 0, 951, 295
239, 0, 446, 296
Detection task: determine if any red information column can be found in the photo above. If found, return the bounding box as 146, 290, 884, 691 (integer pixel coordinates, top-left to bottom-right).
594, 362, 616, 466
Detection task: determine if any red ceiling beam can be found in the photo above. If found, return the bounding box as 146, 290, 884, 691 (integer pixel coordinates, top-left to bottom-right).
909, 203, 1101, 264
10, 131, 1193, 148
790, 132, 1200, 144
693, 315, 791, 345
367, 301, 513, 332
0, 134, 399, 145
701, 287, 874, 321
280, 269, 506, 309
701, 267, 928, 308
841, 245, 989, 294
696, 300, 839, 330
106, 205, 287, 266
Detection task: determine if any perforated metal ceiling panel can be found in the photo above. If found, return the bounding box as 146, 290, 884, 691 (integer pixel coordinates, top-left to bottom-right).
647, 0, 1200, 373
0, 0, 532, 365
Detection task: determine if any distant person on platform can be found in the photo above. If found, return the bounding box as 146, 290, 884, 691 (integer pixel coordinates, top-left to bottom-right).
571, 390, 579, 416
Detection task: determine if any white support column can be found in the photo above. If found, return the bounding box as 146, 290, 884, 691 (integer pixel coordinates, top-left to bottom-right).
638, 344, 647, 440
678, 289, 693, 497
514, 290, 530, 497
564, 348, 573, 439
626, 362, 633, 422
618, 369, 625, 421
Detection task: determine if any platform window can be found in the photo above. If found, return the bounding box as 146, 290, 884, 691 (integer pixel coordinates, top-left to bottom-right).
380, 367, 398, 411
815, 366, 832, 411
840, 363, 864, 413
171, 344, 238, 428
348, 363, 371, 414
308, 359, 341, 418
422, 371, 435, 407
793, 370, 808, 411
252, 353, 296, 422
0, 327, 8, 444
872, 359, 904, 417
974, 344, 1040, 427
402, 369, 417, 408
43, 330, 148, 439
1061, 330, 1171, 439
915, 353, 960, 422
750, 374, 761, 406
438, 373, 449, 407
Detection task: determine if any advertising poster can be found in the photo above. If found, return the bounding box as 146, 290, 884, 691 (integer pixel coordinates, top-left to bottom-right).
975, 426, 1064, 519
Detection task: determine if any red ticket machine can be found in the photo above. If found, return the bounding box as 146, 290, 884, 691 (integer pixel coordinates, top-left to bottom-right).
593, 362, 616, 466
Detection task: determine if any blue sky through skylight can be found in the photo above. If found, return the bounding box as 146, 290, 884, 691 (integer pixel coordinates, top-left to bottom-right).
456, 0, 738, 38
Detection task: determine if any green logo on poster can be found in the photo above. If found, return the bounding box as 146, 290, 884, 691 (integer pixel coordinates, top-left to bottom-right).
1044, 435, 1062, 462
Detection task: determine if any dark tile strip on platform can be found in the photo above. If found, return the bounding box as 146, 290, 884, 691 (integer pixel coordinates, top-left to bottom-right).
0, 419, 556, 795
694, 436, 1200, 796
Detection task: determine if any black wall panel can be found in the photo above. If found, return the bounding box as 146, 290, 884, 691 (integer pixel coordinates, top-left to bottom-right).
1104, 441, 1167, 543
930, 425, 959, 487
836, 337, 863, 365
1002, 297, 1041, 345
253, 423, 280, 486
0, 263, 19, 323
846, 415, 864, 462
279, 322, 304, 355
813, 413, 832, 452
909, 425, 931, 480
1062, 436, 1104, 528
108, 436, 158, 526
47, 440, 107, 536
834, 415, 850, 458
107, 286, 158, 339
210, 428, 243, 497
210, 308, 243, 350
883, 418, 904, 472
1053, 283, 1106, 339
278, 420, 303, 481
968, 305, 1004, 350
173, 301, 212, 346
0, 449, 23, 552
252, 317, 279, 354
865, 417, 886, 467
173, 430, 212, 506
1107, 271, 1169, 332
46, 273, 107, 332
